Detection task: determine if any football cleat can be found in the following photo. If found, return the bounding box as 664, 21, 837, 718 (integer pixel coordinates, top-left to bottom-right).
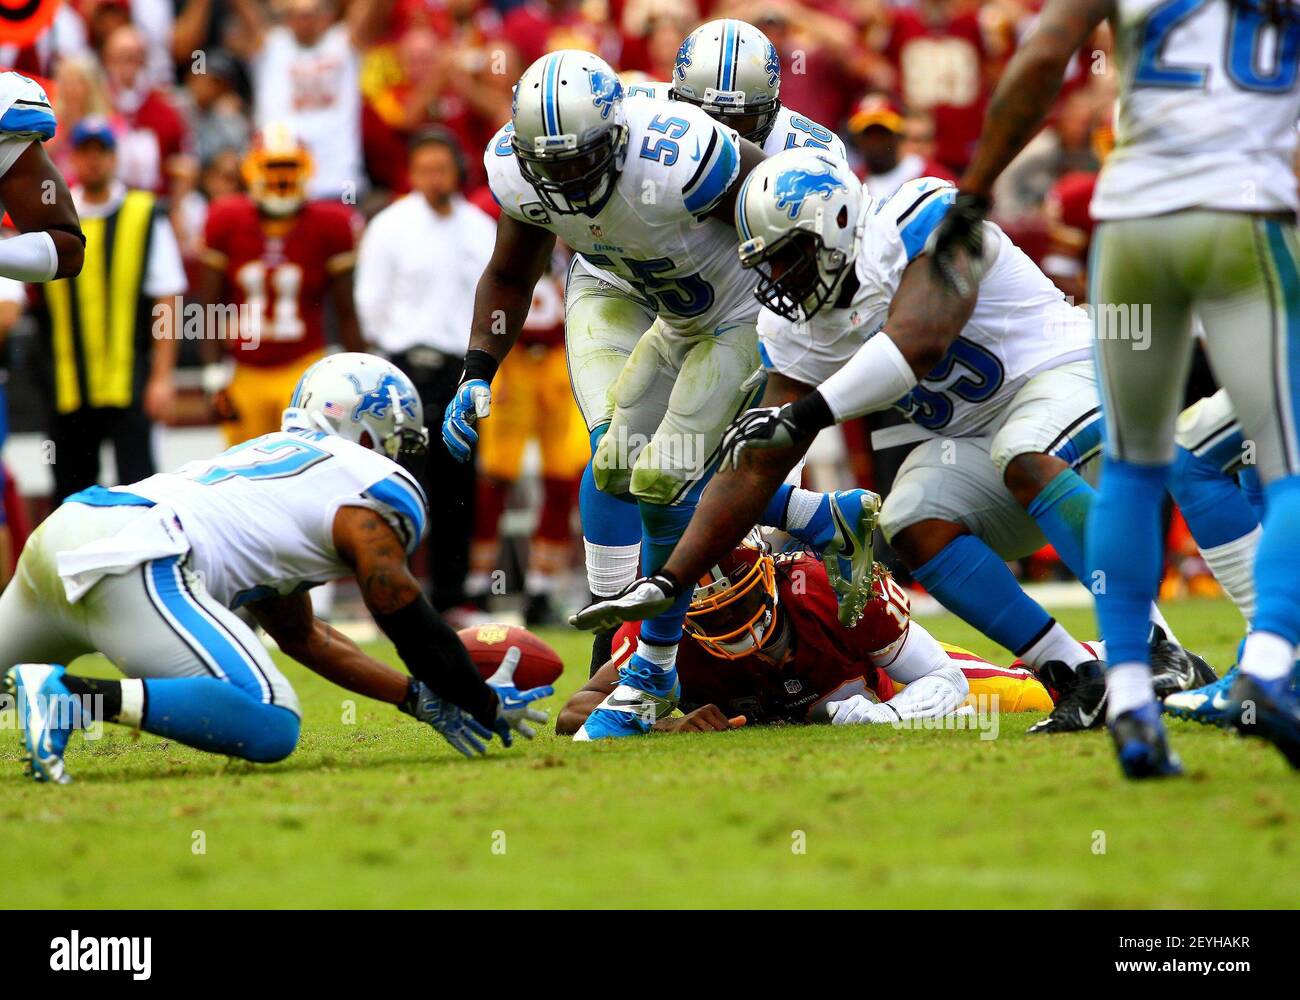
1163, 666, 1239, 727
1109, 702, 1183, 779
573, 656, 680, 741
1028, 659, 1107, 733
1149, 625, 1218, 699
820, 488, 881, 627
5, 663, 77, 784
1225, 672, 1300, 768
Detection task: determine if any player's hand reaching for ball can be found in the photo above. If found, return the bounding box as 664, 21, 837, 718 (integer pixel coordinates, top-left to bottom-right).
569, 573, 680, 632
401, 682, 495, 758
486, 646, 553, 746
442, 378, 492, 462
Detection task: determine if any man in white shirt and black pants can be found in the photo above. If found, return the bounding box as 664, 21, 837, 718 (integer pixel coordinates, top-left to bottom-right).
356, 128, 495, 613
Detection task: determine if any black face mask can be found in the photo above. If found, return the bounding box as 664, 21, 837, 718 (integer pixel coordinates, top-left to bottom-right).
748, 230, 846, 322
671, 90, 781, 145
515, 130, 622, 215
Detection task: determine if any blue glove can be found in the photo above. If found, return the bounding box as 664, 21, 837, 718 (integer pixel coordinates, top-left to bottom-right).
441, 379, 492, 462
401, 682, 494, 758
485, 646, 553, 747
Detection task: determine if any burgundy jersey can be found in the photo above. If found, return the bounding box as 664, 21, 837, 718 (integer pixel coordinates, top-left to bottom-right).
614, 553, 910, 724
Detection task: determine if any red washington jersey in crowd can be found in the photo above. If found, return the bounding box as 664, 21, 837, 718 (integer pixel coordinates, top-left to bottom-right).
202, 195, 359, 368
613, 553, 911, 724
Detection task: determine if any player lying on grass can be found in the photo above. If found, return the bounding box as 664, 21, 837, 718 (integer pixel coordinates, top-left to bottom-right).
0, 354, 550, 783
557, 540, 1056, 738
574, 148, 1198, 733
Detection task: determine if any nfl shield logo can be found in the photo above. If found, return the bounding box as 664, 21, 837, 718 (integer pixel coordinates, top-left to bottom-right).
589, 224, 603, 239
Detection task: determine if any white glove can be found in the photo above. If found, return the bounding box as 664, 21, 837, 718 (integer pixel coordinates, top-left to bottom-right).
827, 695, 899, 725
569, 573, 679, 631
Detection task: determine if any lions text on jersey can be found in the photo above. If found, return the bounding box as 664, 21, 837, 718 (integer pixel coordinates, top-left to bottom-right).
487, 97, 754, 335
1095, 0, 1300, 219
758, 176, 1093, 436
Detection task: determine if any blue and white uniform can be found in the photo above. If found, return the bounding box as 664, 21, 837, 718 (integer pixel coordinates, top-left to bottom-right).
0, 72, 56, 187
0, 429, 428, 716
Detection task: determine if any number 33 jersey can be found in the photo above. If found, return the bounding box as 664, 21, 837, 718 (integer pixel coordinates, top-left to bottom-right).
201, 195, 359, 368
91, 430, 427, 609
486, 97, 755, 336
758, 176, 1093, 437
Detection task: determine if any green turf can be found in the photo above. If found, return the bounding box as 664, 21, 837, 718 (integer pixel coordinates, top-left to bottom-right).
2, 597, 1297, 909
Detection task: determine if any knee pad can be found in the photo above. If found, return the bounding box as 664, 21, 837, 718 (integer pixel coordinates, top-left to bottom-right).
242, 704, 301, 763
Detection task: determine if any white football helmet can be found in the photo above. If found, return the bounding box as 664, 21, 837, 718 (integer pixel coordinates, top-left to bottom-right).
735, 148, 864, 321
282, 353, 429, 465
671, 19, 781, 144
511, 50, 628, 215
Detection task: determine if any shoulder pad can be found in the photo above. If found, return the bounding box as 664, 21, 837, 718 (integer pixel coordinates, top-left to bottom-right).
0, 72, 56, 142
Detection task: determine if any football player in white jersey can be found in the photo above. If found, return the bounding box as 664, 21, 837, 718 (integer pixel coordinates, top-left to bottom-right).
932, 0, 1300, 777
442, 48, 878, 740
0, 354, 550, 783
0, 71, 85, 281
573, 148, 1199, 733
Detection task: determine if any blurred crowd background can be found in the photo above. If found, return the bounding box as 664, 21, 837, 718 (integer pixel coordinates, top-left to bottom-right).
0, 0, 1222, 623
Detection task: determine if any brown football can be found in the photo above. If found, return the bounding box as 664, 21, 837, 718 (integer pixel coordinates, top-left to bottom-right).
457, 623, 564, 690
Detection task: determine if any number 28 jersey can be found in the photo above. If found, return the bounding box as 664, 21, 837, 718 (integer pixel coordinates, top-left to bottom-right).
201, 195, 359, 368
1094, 0, 1300, 219
116, 430, 427, 609
758, 177, 1093, 437
486, 97, 755, 336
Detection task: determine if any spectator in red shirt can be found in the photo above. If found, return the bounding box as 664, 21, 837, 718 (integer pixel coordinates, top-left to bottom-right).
101, 22, 189, 194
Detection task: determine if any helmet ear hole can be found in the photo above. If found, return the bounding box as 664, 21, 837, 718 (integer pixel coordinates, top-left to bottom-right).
358, 429, 376, 451
837, 205, 848, 228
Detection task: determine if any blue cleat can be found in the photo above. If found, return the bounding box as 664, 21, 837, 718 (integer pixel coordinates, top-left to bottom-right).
1108, 702, 1183, 779
1225, 672, 1300, 769
1163, 665, 1239, 727
574, 655, 680, 741
5, 664, 78, 784
818, 488, 881, 627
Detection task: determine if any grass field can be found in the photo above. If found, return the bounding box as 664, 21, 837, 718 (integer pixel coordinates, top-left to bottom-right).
2, 596, 1298, 909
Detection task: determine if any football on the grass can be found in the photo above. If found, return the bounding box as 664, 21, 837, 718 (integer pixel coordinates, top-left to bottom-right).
458, 623, 564, 689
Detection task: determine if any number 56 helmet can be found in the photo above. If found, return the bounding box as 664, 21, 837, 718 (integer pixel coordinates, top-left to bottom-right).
671, 19, 782, 144
512, 50, 628, 216
735, 147, 864, 322
282, 353, 429, 465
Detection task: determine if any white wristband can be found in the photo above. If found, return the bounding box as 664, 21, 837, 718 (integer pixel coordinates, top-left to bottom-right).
0, 230, 57, 282
818, 330, 918, 423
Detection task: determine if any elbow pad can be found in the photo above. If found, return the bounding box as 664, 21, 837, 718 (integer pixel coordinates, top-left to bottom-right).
373, 597, 499, 727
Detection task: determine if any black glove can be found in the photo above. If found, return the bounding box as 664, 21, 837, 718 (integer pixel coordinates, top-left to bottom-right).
926, 191, 991, 297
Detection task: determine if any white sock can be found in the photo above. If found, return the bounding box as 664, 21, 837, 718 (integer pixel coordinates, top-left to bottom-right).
584, 540, 640, 598
1018, 620, 1093, 671
782, 488, 824, 533
1148, 603, 1177, 645
633, 638, 677, 673
1241, 630, 1296, 681
119, 679, 145, 728
1201, 525, 1261, 624
1107, 662, 1156, 720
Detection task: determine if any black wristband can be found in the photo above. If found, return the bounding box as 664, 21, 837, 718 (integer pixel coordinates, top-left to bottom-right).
787, 391, 836, 437
373, 597, 498, 727
460, 349, 499, 386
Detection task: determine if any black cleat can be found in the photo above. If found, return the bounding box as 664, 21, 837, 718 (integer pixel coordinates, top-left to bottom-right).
1148, 625, 1218, 698
1029, 659, 1108, 733
1109, 702, 1183, 779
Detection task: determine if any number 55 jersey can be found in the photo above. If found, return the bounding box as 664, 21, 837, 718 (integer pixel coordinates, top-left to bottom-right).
758, 176, 1094, 438
56, 430, 426, 610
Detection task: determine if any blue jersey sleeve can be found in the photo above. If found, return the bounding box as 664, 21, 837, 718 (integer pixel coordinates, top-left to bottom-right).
0, 73, 55, 141
362, 471, 429, 554
883, 178, 956, 262
682, 123, 740, 217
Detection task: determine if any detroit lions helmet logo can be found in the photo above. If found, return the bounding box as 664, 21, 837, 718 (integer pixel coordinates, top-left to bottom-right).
773, 166, 846, 220
764, 43, 780, 88
674, 34, 696, 81
590, 69, 622, 121
349, 373, 418, 422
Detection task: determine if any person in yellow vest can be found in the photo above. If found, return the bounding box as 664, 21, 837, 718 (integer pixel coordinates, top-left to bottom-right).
34, 116, 186, 503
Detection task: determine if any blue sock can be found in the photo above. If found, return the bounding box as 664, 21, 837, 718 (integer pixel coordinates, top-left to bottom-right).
1024, 468, 1095, 583
1240, 466, 1268, 520
761, 483, 794, 531
911, 534, 1053, 655
1087, 458, 1169, 666
142, 677, 300, 763
637, 500, 696, 647
1253, 475, 1300, 644
1169, 446, 1259, 548
579, 457, 640, 546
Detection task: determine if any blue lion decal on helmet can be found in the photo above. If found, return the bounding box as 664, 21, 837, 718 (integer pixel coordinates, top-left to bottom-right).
590, 68, 622, 121
349, 373, 419, 422
765, 43, 780, 88
674, 34, 696, 80
773, 167, 846, 220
